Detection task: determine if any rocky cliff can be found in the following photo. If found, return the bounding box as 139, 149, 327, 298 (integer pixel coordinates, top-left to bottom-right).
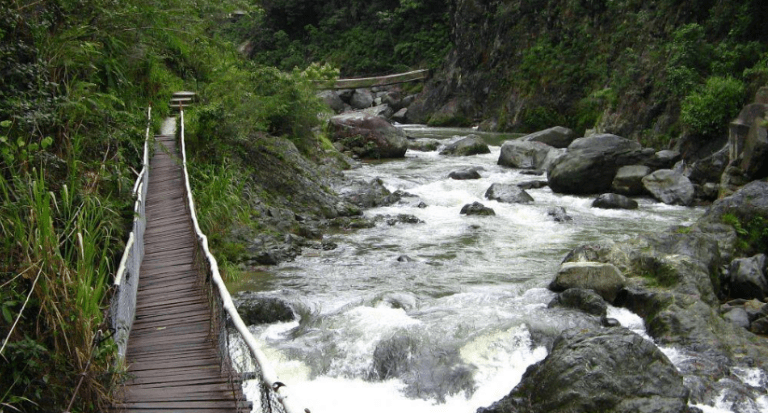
409, 0, 768, 146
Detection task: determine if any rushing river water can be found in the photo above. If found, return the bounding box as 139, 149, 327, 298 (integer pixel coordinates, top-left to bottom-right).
229, 126, 766, 413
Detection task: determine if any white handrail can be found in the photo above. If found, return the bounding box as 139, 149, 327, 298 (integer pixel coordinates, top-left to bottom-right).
115, 106, 152, 286
178, 109, 308, 413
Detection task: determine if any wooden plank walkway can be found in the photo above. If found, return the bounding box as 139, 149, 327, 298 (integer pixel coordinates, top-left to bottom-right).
114, 124, 242, 412
320, 69, 430, 90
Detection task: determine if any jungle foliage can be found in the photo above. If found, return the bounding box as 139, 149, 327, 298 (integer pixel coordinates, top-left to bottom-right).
0, 1, 332, 411
226, 0, 452, 75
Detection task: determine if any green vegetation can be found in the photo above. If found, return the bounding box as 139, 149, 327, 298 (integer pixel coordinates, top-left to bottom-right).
225, 0, 451, 75
453, 0, 767, 145
722, 213, 768, 256
0, 1, 334, 411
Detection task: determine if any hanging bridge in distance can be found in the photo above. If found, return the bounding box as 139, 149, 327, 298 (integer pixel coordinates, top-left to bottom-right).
318, 68, 430, 90
109, 92, 307, 413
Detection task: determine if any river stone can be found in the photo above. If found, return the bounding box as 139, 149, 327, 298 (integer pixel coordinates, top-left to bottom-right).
337, 177, 401, 208
392, 108, 409, 123
407, 138, 440, 152
498, 140, 556, 170
477, 328, 689, 413
547, 206, 573, 222
547, 134, 648, 195
460, 202, 495, 216
521, 126, 577, 148
751, 317, 768, 334
517, 180, 548, 190
592, 193, 638, 210
645, 150, 682, 170
362, 103, 394, 119
350, 88, 374, 109
484, 183, 534, 204
232, 292, 295, 325
548, 288, 607, 317
724, 254, 768, 301
611, 165, 651, 196
642, 169, 695, 206
697, 181, 768, 229
449, 168, 482, 180
328, 112, 408, 159
440, 134, 490, 156
317, 90, 345, 113
722, 307, 750, 329
549, 262, 626, 302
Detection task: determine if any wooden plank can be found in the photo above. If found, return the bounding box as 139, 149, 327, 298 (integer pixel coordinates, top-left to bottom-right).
114, 129, 243, 412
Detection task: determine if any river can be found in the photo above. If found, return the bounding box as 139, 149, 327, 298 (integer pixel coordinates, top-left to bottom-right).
228, 126, 764, 413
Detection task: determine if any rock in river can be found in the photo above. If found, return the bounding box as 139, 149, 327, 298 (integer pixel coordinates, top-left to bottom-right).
477, 327, 690, 413
328, 112, 408, 159
440, 134, 491, 156
484, 183, 534, 204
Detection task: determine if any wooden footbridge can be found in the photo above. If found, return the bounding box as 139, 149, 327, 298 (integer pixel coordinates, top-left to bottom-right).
109, 96, 307, 413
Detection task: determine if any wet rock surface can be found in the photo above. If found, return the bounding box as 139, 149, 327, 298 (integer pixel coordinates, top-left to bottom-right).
484, 183, 534, 204
477, 328, 691, 413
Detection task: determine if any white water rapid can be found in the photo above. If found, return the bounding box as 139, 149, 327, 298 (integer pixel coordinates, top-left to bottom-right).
229, 126, 764, 413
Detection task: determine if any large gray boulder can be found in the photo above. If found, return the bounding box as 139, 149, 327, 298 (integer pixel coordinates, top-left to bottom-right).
440, 135, 490, 156
547, 288, 607, 317
477, 328, 690, 413
611, 165, 651, 196
232, 292, 295, 325
350, 88, 374, 109
484, 183, 534, 204
547, 134, 649, 195
328, 112, 408, 159
498, 140, 560, 170
549, 262, 626, 302
592, 193, 638, 210
317, 90, 345, 113
520, 126, 577, 148
642, 169, 695, 206
724, 254, 768, 301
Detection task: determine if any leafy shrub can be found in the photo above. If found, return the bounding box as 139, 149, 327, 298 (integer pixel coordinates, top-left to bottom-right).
680, 76, 745, 140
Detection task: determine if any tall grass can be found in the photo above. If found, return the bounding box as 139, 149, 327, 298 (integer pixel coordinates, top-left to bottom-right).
0, 169, 121, 411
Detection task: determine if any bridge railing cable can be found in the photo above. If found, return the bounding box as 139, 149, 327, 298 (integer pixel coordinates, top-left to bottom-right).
178, 109, 309, 413
110, 106, 152, 361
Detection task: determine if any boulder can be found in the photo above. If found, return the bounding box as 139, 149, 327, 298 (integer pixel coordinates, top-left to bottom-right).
611, 165, 650, 196
362, 104, 394, 119
407, 138, 440, 152
440, 135, 491, 156
751, 317, 768, 334
517, 180, 548, 190
477, 328, 689, 413
498, 140, 559, 170
549, 262, 626, 302
592, 193, 639, 210
350, 88, 374, 109
520, 126, 577, 148
392, 108, 409, 123
728, 103, 767, 163
460, 202, 496, 216
724, 254, 768, 301
686, 145, 729, 184
328, 112, 408, 159
336, 177, 401, 208
740, 116, 768, 180
232, 292, 295, 325
642, 169, 695, 206
722, 307, 750, 329
317, 90, 345, 113
699, 180, 768, 229
547, 134, 649, 195
484, 183, 534, 204
645, 150, 681, 170
547, 206, 573, 222
449, 168, 482, 180
547, 288, 608, 317
381, 89, 405, 110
